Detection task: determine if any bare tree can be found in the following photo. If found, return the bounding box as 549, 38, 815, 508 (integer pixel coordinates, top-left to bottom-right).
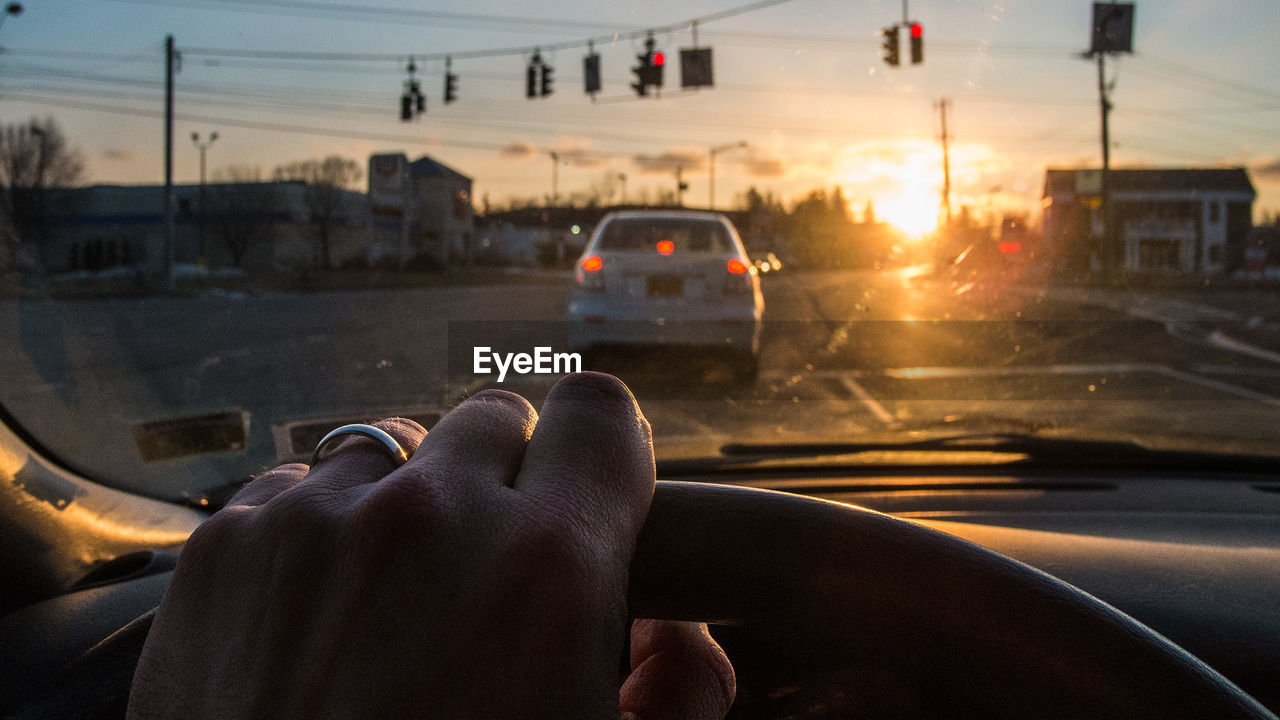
0, 117, 85, 269
272, 156, 361, 269
207, 165, 280, 269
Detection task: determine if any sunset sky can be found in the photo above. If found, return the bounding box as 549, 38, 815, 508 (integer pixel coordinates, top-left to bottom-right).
2, 0, 1277, 236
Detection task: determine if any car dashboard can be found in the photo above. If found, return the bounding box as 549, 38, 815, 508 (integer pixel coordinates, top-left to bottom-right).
2, 429, 1279, 717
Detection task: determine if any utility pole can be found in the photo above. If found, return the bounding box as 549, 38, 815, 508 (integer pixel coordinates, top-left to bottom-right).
675, 166, 687, 207
618, 173, 627, 205
708, 140, 747, 211
935, 99, 952, 226
549, 151, 559, 207
1086, 2, 1134, 283
191, 131, 217, 264
164, 35, 177, 287
1097, 51, 1114, 281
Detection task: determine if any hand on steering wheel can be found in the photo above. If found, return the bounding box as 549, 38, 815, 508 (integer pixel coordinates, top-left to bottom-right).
127, 373, 735, 720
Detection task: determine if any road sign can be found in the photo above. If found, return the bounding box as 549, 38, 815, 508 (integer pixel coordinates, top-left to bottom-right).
1091, 3, 1134, 54
680, 48, 713, 88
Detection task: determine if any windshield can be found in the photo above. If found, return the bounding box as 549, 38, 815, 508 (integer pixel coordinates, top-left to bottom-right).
598, 217, 735, 253
1, 1, 1278, 503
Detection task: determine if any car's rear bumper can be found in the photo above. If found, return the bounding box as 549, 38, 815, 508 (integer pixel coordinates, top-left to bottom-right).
567, 298, 761, 354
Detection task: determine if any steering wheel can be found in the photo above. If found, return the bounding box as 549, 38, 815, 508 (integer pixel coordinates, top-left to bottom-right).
15, 482, 1277, 719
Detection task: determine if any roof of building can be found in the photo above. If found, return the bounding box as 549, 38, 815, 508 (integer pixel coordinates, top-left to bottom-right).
1044, 168, 1255, 197
409, 155, 471, 183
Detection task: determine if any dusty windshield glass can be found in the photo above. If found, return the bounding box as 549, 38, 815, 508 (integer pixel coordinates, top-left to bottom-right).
0, 1, 1278, 503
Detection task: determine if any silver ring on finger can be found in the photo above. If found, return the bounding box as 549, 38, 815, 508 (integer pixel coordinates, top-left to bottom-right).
311, 423, 409, 468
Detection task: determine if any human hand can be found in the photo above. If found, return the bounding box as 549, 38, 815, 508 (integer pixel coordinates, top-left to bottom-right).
127, 372, 734, 719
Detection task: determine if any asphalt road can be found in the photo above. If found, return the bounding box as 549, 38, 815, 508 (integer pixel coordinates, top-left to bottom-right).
2, 268, 1279, 501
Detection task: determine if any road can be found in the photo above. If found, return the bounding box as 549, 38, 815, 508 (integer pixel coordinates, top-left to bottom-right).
2, 269, 1279, 501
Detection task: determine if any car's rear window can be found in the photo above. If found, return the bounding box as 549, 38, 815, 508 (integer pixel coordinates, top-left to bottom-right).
597, 218, 734, 253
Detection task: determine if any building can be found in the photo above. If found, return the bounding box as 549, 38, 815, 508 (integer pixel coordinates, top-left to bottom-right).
368, 153, 473, 267
29, 181, 371, 276
1042, 168, 1256, 275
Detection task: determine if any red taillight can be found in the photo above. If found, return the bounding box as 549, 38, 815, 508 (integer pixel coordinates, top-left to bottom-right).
998, 241, 1023, 254
727, 258, 748, 274
577, 255, 605, 291
656, 240, 674, 255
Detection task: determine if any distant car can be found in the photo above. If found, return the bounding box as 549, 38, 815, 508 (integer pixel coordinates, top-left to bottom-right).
567, 210, 765, 382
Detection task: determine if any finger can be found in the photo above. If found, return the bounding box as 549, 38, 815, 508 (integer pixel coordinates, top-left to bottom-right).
515, 372, 654, 542
382, 389, 537, 495
303, 417, 428, 492
225, 463, 308, 508
620, 620, 736, 720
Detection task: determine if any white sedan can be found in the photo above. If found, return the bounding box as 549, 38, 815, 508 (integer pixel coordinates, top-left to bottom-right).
567, 210, 765, 382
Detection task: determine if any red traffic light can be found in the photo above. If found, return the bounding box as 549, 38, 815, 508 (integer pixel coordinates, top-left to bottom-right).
653, 51, 665, 66
910, 22, 923, 38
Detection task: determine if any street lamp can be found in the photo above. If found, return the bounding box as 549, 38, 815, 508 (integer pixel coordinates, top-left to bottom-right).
191, 131, 218, 263
0, 3, 22, 32
708, 140, 747, 211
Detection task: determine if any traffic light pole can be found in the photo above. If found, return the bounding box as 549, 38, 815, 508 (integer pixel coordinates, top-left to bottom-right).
164, 35, 176, 289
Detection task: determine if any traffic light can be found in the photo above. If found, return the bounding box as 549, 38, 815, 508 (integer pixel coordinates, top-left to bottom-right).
445, 57, 457, 104
583, 52, 601, 95
400, 94, 412, 121
631, 35, 664, 97
631, 56, 649, 96
909, 23, 924, 64
444, 73, 457, 103
650, 50, 665, 89
882, 25, 900, 67
540, 63, 554, 96
526, 63, 537, 98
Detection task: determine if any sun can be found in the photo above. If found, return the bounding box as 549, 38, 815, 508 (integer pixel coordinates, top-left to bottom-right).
832, 141, 944, 239
876, 185, 941, 239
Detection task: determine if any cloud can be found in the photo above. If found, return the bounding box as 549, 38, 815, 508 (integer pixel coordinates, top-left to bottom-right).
556, 147, 606, 168
1251, 158, 1280, 178
102, 148, 134, 162
499, 140, 535, 158
631, 150, 707, 174
741, 154, 785, 178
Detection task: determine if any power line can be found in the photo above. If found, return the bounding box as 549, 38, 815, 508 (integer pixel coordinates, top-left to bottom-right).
178, 0, 803, 62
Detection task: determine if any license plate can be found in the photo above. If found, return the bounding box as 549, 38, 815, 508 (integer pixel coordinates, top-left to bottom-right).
646, 275, 683, 297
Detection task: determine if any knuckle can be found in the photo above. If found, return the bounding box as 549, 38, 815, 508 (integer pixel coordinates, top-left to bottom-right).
357, 472, 450, 527
178, 506, 250, 567
372, 417, 427, 449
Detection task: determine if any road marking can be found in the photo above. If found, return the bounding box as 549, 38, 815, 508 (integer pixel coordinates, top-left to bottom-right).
882, 362, 1159, 379
1155, 366, 1280, 409
1194, 364, 1280, 378
1207, 330, 1280, 366
838, 375, 897, 426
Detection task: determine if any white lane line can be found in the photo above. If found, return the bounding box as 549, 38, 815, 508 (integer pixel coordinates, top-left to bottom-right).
882, 363, 1160, 379
1194, 364, 1280, 378
1207, 330, 1280, 366
1155, 366, 1280, 409
838, 375, 897, 426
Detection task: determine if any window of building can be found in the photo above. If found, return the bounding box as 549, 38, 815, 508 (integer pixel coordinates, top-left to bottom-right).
1208, 244, 1223, 265
1138, 239, 1182, 272
1208, 201, 1221, 224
